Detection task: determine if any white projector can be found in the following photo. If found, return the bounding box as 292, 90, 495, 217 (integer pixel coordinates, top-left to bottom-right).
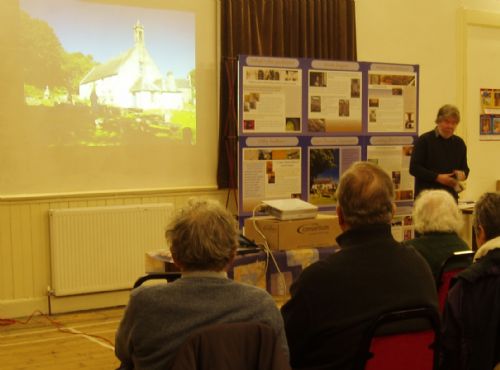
262, 198, 318, 220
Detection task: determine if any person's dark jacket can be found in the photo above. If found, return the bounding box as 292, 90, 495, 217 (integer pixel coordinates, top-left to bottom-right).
441, 238, 500, 370
410, 128, 469, 200
281, 223, 438, 370
403, 231, 469, 282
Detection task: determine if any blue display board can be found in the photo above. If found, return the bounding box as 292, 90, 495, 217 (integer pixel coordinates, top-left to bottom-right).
238, 55, 419, 223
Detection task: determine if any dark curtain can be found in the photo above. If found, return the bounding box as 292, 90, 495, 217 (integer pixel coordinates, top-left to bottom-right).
217, 0, 357, 189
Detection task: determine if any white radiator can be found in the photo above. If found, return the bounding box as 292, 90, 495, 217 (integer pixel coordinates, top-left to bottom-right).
49, 203, 174, 296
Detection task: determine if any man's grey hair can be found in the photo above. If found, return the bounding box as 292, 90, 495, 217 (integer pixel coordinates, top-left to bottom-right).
413, 190, 463, 234
435, 104, 460, 124
473, 192, 500, 241
336, 161, 394, 228
166, 198, 238, 271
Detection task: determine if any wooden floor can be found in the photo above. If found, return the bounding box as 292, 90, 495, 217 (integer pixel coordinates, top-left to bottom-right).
0, 307, 124, 370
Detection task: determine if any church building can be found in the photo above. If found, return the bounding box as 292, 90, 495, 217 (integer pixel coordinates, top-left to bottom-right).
79, 21, 190, 110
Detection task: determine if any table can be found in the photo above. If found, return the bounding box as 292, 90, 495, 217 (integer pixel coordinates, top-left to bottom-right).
143, 246, 339, 296
459, 202, 476, 250
227, 247, 339, 296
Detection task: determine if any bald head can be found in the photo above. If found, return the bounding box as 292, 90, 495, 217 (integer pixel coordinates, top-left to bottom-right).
336, 161, 395, 229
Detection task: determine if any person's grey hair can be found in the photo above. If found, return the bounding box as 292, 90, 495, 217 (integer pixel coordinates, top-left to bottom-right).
435, 104, 460, 124
413, 190, 463, 233
166, 198, 238, 271
473, 192, 500, 241
336, 161, 394, 228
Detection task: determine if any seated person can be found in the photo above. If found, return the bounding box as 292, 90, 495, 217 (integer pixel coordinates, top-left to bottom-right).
403, 189, 469, 281
115, 199, 289, 370
281, 161, 438, 370
441, 192, 500, 370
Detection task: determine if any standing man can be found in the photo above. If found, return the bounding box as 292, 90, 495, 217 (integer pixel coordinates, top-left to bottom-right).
410, 104, 469, 201
281, 161, 438, 370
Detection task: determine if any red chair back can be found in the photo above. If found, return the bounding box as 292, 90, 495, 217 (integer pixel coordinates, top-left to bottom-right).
438, 268, 464, 311
436, 251, 474, 311
358, 307, 440, 370
365, 329, 436, 370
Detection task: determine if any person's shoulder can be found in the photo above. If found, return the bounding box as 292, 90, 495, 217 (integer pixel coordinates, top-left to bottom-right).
448, 233, 469, 248
459, 249, 500, 283
231, 279, 275, 298
131, 282, 171, 297
414, 129, 435, 145
417, 128, 434, 136
294, 255, 338, 285
127, 283, 174, 309
231, 282, 281, 310
451, 134, 466, 145
391, 243, 436, 283
401, 237, 417, 246
405, 233, 445, 247
396, 241, 431, 262
401, 238, 422, 251
399, 240, 424, 253
418, 129, 436, 139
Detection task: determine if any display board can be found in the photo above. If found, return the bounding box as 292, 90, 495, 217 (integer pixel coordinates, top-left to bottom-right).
237, 56, 419, 240
479, 88, 500, 140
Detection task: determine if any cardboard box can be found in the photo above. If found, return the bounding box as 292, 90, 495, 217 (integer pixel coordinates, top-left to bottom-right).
244, 214, 342, 250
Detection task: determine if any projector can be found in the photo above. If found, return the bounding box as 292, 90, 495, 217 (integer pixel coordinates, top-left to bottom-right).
262, 198, 318, 220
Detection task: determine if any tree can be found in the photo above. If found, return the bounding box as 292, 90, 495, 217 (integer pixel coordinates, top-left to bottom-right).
19, 10, 65, 87
19, 10, 97, 95
310, 149, 336, 184
61, 52, 97, 94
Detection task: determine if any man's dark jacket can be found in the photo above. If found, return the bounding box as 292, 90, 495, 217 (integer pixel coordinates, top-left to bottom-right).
281, 223, 438, 370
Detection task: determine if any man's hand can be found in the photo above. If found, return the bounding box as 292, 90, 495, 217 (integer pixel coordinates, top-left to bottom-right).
436, 173, 458, 188
453, 170, 466, 181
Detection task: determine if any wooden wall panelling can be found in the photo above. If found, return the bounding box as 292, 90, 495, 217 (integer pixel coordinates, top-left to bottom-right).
87, 199, 107, 207
0, 205, 14, 299
67, 200, 89, 208
30, 202, 51, 297
10, 204, 34, 299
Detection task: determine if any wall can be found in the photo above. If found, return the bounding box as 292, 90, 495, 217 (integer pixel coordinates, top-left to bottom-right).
461, 9, 500, 200
356, 0, 461, 135
0, 188, 236, 318
356, 0, 500, 200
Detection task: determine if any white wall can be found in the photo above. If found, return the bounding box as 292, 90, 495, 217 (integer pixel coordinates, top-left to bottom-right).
462, 11, 500, 199
356, 0, 500, 200
356, 0, 461, 135
463, 0, 500, 11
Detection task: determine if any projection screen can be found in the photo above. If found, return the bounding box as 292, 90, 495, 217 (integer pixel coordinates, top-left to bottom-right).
0, 0, 218, 196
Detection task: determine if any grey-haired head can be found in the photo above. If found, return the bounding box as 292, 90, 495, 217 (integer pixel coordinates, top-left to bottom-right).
166, 198, 238, 272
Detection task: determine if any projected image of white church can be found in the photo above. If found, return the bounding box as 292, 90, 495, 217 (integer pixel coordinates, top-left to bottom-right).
79, 21, 191, 112
19, 0, 196, 147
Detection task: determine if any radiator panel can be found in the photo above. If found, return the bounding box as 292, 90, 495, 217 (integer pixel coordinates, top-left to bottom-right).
49, 204, 173, 296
